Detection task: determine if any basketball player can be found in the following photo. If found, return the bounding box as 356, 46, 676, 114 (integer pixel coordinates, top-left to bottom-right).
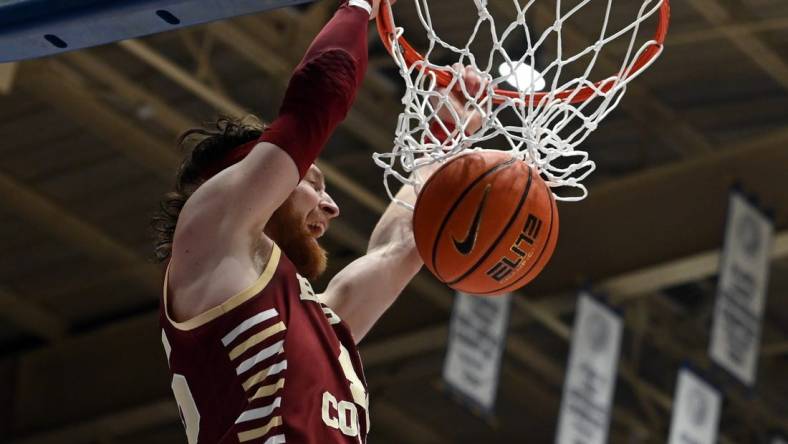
151, 1, 485, 442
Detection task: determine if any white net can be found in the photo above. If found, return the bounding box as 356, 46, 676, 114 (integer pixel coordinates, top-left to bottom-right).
373, 0, 667, 207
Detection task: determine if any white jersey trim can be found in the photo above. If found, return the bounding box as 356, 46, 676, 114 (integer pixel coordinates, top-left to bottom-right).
235, 397, 282, 424
236, 340, 285, 375
263, 435, 286, 444
222, 309, 279, 346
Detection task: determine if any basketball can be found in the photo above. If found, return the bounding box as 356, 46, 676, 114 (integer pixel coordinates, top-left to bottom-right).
413, 150, 559, 295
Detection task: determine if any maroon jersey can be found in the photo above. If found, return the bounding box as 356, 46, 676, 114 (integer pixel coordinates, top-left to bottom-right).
160, 244, 370, 444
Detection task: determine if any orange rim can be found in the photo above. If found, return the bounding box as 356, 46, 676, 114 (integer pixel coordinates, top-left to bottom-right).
376, 0, 670, 105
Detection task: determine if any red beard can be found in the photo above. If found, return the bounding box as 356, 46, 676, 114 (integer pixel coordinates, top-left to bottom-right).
265, 200, 327, 281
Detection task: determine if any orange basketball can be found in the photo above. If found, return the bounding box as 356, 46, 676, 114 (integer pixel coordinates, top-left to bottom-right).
413, 150, 559, 295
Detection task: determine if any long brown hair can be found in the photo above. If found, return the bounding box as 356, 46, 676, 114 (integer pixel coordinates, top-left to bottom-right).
150, 115, 265, 263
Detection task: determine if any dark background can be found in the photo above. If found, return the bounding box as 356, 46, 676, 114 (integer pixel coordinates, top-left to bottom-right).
0, 0, 786, 442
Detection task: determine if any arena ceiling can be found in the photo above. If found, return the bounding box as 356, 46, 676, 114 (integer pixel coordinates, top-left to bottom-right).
0, 0, 787, 443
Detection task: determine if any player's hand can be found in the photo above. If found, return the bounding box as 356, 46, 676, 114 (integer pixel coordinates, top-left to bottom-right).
433, 63, 488, 138
411, 161, 441, 195
416, 64, 488, 192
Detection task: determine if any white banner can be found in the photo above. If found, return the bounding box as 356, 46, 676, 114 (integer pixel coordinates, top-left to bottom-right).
442, 292, 510, 412
710, 191, 774, 386
556, 293, 623, 444
668, 368, 722, 444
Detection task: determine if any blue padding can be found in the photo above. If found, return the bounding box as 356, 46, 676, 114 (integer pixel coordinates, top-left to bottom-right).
0, 0, 315, 62
0, 1, 106, 28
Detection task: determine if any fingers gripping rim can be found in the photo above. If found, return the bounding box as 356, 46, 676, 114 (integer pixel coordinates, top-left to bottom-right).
376, 0, 671, 105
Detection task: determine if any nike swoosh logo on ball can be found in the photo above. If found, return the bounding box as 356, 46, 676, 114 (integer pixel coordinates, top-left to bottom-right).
452, 184, 492, 255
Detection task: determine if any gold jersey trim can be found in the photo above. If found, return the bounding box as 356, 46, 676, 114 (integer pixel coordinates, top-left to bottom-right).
237, 416, 282, 442
163, 244, 282, 331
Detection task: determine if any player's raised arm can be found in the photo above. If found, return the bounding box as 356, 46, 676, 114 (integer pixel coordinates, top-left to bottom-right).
321, 65, 486, 343
178, 0, 375, 238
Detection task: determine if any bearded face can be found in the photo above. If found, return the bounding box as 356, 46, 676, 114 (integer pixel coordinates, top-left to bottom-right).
263, 165, 338, 281
265, 198, 328, 281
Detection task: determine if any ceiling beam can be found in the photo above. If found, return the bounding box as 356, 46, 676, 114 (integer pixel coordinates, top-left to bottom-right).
0, 171, 161, 295
666, 16, 788, 46
62, 51, 194, 134
679, 96, 788, 129
625, 301, 665, 428
362, 323, 448, 366
601, 229, 788, 305
371, 400, 453, 444
178, 30, 229, 96
0, 62, 17, 94
762, 341, 788, 357
19, 61, 178, 180
0, 60, 184, 339
118, 39, 247, 118
46, 265, 161, 301
0, 286, 67, 342
686, 0, 788, 91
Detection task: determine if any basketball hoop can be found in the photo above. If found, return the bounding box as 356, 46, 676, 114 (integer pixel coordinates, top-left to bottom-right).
373, 0, 670, 204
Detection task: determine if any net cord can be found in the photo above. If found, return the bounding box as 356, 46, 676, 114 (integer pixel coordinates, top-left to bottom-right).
373, 0, 667, 208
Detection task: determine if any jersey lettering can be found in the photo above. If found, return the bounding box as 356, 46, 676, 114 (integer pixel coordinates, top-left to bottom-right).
297, 274, 319, 302
163, 330, 201, 444
172, 374, 201, 444
318, 344, 369, 438
321, 391, 339, 429
321, 391, 359, 437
